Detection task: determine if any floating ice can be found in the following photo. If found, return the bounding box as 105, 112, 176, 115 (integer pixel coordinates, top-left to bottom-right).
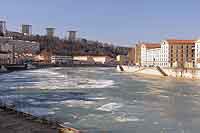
115, 116, 141, 122
87, 97, 107, 100
97, 103, 123, 112
30, 101, 59, 105
61, 100, 95, 108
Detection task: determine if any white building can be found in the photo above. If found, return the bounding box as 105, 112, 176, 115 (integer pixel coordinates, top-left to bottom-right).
159, 40, 170, 67
73, 56, 114, 64
140, 43, 161, 66
51, 55, 73, 64
195, 40, 200, 68
146, 48, 160, 66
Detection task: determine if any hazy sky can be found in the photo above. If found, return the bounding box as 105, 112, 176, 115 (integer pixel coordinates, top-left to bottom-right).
1, 0, 200, 46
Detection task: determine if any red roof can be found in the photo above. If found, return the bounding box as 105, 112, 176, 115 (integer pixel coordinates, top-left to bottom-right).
141, 43, 161, 49
166, 39, 195, 45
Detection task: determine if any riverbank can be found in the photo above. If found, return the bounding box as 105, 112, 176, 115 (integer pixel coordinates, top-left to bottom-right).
117, 65, 200, 80
0, 108, 58, 133
0, 104, 83, 133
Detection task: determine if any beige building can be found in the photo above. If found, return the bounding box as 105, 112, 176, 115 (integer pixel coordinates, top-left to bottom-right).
116, 55, 129, 65
195, 40, 200, 68
135, 44, 141, 65
127, 48, 135, 64
131, 39, 196, 68
162, 39, 195, 68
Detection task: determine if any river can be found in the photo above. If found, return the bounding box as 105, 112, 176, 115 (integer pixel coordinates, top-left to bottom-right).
0, 67, 200, 133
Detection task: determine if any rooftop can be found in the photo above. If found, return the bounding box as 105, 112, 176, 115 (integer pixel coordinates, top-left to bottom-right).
141, 43, 161, 49
166, 39, 196, 45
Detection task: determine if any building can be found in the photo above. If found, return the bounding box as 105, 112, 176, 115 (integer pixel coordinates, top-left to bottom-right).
158, 40, 170, 67
128, 48, 135, 64
9, 40, 40, 64
146, 47, 160, 66
116, 55, 129, 65
162, 39, 195, 68
21, 24, 32, 35
135, 44, 141, 65
130, 39, 196, 68
73, 56, 114, 64
0, 37, 13, 64
0, 36, 40, 64
0, 21, 6, 35
139, 43, 160, 66
133, 40, 196, 68
68, 31, 77, 42
51, 55, 73, 64
195, 40, 200, 68
0, 51, 11, 64
46, 28, 55, 37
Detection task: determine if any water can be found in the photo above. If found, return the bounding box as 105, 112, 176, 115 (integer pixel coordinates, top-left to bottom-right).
1, 67, 200, 132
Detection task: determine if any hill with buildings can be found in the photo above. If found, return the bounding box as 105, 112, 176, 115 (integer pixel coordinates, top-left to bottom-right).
4, 31, 129, 58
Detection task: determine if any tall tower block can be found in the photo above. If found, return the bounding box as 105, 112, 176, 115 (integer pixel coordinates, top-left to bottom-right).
0, 21, 6, 35
21, 24, 32, 35
46, 28, 55, 37
68, 31, 77, 42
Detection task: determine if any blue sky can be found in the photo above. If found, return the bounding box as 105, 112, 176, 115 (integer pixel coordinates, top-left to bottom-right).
0, 0, 200, 46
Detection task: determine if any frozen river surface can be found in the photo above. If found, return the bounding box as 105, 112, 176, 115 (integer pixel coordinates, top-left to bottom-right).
1, 67, 200, 133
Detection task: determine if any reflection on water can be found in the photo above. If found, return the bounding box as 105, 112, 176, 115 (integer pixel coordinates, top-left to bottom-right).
1, 67, 200, 132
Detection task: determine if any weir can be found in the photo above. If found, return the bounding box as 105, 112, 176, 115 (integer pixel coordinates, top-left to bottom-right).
156, 66, 168, 76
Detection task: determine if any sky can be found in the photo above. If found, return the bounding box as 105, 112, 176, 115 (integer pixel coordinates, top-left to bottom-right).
0, 0, 200, 46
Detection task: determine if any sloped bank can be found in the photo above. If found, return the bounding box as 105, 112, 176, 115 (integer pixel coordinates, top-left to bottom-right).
117, 65, 200, 80
0, 103, 81, 133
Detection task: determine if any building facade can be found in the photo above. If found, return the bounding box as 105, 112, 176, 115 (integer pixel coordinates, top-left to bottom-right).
139, 43, 160, 66
0, 51, 11, 64
135, 44, 141, 65
127, 48, 135, 64
46, 28, 55, 37
132, 39, 196, 68
51, 55, 73, 64
0, 37, 40, 64
68, 31, 77, 42
195, 40, 200, 68
73, 56, 114, 64
159, 40, 170, 67
0, 21, 6, 35
166, 40, 195, 68
21, 24, 32, 35
116, 55, 129, 65
146, 48, 160, 66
